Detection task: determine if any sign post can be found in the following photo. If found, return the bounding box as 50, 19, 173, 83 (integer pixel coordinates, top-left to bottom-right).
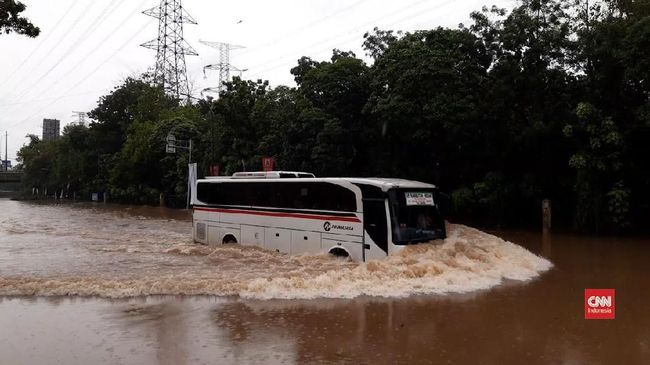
164, 131, 192, 209
166, 134, 176, 153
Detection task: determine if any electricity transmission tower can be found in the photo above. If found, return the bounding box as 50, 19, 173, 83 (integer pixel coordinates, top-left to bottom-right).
141, 0, 198, 101
71, 111, 87, 126
199, 40, 246, 96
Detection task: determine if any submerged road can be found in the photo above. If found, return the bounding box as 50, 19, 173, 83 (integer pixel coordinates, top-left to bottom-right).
0, 199, 648, 364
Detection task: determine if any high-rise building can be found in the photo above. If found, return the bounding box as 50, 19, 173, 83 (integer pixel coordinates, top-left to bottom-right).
42, 118, 60, 141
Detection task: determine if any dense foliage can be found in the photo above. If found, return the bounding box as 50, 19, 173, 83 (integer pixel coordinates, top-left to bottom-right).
17, 0, 650, 232
0, 0, 39, 37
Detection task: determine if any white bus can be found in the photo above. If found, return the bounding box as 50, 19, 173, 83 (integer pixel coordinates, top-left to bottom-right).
191, 172, 446, 262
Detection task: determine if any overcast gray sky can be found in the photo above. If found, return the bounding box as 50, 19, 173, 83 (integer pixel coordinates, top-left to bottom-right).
0, 0, 515, 164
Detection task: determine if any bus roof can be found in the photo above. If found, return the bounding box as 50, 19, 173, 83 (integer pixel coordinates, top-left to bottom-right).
197, 177, 437, 190
205, 171, 315, 179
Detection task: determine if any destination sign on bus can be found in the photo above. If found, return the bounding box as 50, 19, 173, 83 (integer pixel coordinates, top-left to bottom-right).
405, 192, 434, 206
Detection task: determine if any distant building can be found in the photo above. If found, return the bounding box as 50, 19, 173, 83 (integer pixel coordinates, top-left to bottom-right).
42, 118, 60, 141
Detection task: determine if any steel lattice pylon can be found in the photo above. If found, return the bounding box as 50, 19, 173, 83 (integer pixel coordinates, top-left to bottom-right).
141, 0, 198, 101
200, 40, 245, 96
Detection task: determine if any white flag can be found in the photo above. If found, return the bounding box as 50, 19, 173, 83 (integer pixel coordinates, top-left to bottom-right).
188, 163, 198, 206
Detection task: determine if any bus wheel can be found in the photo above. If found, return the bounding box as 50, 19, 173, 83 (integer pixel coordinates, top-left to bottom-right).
328, 247, 349, 259
223, 235, 237, 244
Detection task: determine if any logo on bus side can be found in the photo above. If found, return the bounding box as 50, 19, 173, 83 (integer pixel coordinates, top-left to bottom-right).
323, 221, 353, 232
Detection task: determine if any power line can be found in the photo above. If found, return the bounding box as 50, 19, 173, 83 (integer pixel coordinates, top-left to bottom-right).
245, 0, 452, 79
1, 0, 96, 97
5, 19, 153, 132
238, 0, 430, 62
235, 0, 371, 58
19, 0, 149, 101
0, 0, 80, 87
0, 90, 103, 108
12, 0, 127, 100
9, 0, 127, 102
243, 0, 518, 80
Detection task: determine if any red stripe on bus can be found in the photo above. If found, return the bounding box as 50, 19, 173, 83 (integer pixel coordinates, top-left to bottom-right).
194, 207, 361, 223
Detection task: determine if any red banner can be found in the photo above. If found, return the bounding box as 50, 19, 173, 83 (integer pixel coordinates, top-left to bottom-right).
262, 157, 275, 171
209, 164, 220, 176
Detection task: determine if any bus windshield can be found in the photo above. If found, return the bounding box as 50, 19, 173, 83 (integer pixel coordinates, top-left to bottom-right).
389, 189, 445, 244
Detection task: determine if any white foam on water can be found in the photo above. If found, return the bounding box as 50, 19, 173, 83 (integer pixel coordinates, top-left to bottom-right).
240, 223, 552, 299
0, 223, 552, 299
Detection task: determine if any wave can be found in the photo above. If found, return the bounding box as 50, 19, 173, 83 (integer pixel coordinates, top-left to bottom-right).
0, 224, 552, 299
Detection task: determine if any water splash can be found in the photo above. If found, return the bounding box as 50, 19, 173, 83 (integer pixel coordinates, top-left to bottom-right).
0, 200, 552, 299
239, 224, 552, 299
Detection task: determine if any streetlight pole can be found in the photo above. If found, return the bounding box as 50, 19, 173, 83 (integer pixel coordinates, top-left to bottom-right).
4, 131, 7, 172
165, 132, 193, 209
187, 139, 193, 209
188, 139, 192, 166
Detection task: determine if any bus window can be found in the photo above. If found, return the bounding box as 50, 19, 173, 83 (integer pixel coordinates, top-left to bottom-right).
198, 181, 357, 212
308, 183, 357, 212
196, 182, 218, 204
261, 182, 356, 212
197, 182, 252, 206
389, 189, 445, 244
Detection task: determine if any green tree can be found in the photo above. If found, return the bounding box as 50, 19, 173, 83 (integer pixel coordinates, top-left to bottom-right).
206, 77, 270, 174
0, 0, 39, 37
290, 50, 372, 175
563, 102, 625, 231
254, 86, 312, 172
572, 1, 650, 230
363, 27, 490, 184
51, 124, 92, 196
16, 135, 53, 192
13, 1, 650, 232
87, 77, 176, 193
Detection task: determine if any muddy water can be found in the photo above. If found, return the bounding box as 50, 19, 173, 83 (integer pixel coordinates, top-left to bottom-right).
0, 200, 550, 298
0, 199, 648, 364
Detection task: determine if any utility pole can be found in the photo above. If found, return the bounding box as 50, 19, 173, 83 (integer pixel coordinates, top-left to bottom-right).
141, 0, 198, 102
199, 40, 246, 96
4, 131, 7, 172
165, 132, 193, 209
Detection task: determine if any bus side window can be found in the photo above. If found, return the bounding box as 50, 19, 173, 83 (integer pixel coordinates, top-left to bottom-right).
219, 182, 252, 206
197, 182, 221, 205
267, 183, 285, 208
310, 183, 356, 212
248, 183, 268, 207
296, 186, 309, 209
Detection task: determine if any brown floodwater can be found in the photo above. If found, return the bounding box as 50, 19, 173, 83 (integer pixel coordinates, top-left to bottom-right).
0, 199, 648, 364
